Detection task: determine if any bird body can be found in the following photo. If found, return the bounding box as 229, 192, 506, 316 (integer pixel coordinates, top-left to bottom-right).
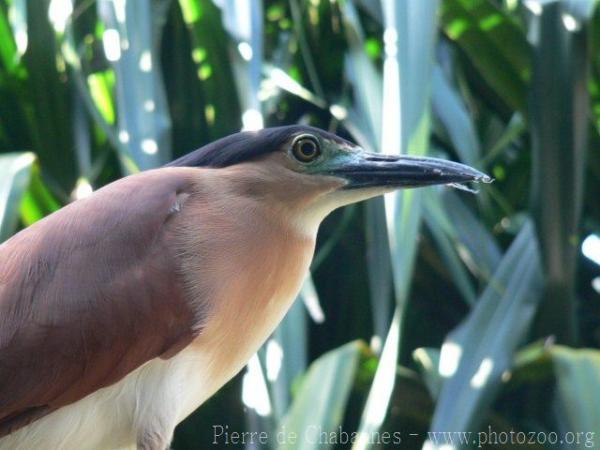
0, 126, 489, 449
0, 162, 326, 449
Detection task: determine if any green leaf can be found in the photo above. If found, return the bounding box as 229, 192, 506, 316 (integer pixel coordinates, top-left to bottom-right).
441, 190, 502, 282
416, 342, 556, 403
508, 341, 554, 390
413, 347, 443, 401
527, 0, 591, 345
0, 1, 18, 74
364, 199, 393, 340
87, 70, 116, 125
428, 221, 543, 445
352, 309, 401, 450
277, 341, 362, 450
263, 64, 327, 110
98, 0, 172, 171
353, 3, 440, 449
19, 163, 61, 226
440, 0, 530, 112
218, 0, 263, 125
341, 0, 382, 148
550, 346, 600, 438
267, 299, 308, 420
24, 0, 76, 191
478, 112, 525, 166
379, 0, 439, 305
432, 64, 480, 166
288, 0, 325, 100
7, 0, 27, 61
0, 151, 34, 242
423, 189, 477, 305
177, 0, 240, 139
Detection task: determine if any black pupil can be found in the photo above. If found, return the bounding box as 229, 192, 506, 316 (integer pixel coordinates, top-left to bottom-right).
300, 140, 316, 157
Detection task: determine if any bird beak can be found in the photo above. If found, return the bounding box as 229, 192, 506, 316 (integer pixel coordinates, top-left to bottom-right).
329, 152, 492, 189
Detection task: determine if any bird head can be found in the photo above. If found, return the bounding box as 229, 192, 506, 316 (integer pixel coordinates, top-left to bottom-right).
169, 125, 491, 232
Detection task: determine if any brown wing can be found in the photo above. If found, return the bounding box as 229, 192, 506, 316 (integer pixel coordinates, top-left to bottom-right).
0, 168, 199, 436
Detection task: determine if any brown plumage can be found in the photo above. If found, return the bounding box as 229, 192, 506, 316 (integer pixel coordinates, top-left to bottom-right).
0, 169, 198, 436
0, 126, 489, 449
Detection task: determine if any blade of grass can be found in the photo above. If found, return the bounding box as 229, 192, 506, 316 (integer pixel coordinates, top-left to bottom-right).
71, 87, 93, 199
341, 0, 382, 148
527, 0, 591, 345
0, 152, 34, 242
478, 112, 525, 167
365, 199, 394, 340
427, 221, 543, 446
24, 0, 76, 192
268, 300, 308, 420
178, 0, 241, 139
277, 341, 362, 450
288, 0, 325, 100
8, 0, 27, 60
263, 64, 327, 110
352, 309, 400, 450
550, 346, 600, 440
380, 0, 439, 305
312, 204, 357, 271
423, 189, 477, 305
97, 0, 172, 171
219, 0, 263, 129
414, 341, 557, 404
432, 64, 480, 166
413, 347, 443, 401
353, 1, 440, 449
19, 163, 60, 226
0, 1, 18, 73
440, 0, 530, 112
441, 190, 502, 282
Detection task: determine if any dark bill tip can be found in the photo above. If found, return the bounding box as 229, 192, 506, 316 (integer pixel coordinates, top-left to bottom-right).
333, 153, 493, 190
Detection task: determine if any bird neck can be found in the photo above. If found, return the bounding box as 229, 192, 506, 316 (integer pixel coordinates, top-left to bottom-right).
172, 169, 319, 322
213, 159, 345, 237
171, 178, 316, 394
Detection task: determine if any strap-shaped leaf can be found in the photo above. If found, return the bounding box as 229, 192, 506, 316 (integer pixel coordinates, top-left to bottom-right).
528, 0, 591, 345
98, 0, 172, 171
353, 2, 440, 449
551, 346, 600, 438
277, 341, 362, 450
440, 0, 530, 112
427, 221, 543, 446
432, 64, 481, 166
0, 152, 34, 242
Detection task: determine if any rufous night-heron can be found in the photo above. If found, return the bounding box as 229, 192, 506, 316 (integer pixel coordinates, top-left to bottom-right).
0, 125, 490, 449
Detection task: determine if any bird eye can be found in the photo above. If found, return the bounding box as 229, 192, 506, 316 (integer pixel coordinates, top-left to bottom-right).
292, 137, 321, 163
